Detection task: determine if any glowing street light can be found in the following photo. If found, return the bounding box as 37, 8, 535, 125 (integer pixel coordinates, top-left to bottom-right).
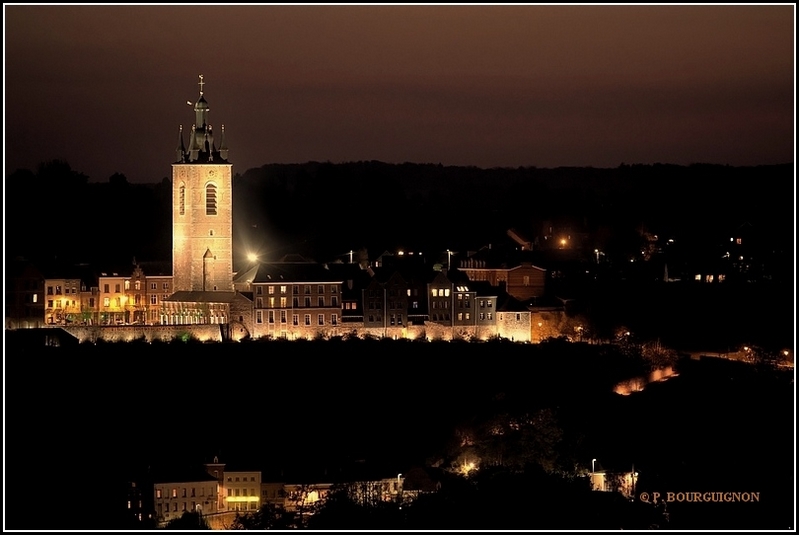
247, 253, 258, 263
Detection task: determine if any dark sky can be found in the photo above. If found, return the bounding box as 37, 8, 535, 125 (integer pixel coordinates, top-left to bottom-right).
4, 5, 795, 183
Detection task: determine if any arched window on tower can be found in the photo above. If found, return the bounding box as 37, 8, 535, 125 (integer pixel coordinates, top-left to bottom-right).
206, 184, 217, 215
179, 184, 185, 215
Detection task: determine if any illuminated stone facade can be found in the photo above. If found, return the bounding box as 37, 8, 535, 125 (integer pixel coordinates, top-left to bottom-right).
222, 471, 262, 512
172, 163, 233, 292
153, 476, 220, 525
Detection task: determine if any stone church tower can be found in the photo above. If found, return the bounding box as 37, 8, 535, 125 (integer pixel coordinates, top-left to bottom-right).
172, 75, 233, 292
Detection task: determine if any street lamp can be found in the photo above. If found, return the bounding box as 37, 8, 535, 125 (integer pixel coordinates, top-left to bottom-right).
592, 458, 596, 473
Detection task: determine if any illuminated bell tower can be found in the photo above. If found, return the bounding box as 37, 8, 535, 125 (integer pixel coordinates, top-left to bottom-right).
172, 75, 233, 292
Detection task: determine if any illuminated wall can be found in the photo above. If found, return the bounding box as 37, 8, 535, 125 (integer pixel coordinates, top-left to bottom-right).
222, 471, 261, 512
153, 480, 219, 525
43, 278, 82, 325
172, 163, 234, 292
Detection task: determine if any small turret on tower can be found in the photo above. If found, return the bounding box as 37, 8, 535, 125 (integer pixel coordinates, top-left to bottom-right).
176, 125, 186, 163
219, 125, 229, 160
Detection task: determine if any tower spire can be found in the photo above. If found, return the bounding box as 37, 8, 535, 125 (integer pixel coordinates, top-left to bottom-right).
176, 76, 228, 163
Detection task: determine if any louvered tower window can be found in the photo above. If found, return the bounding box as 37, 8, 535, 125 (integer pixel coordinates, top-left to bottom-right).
206, 184, 217, 215
179, 184, 185, 215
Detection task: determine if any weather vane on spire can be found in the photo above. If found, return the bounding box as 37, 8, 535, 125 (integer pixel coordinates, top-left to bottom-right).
198, 74, 205, 95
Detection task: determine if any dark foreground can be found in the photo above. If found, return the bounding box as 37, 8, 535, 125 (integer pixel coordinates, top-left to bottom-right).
4, 338, 794, 529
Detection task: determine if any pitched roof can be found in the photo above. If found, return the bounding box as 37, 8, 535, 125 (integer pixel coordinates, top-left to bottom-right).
251, 262, 344, 284
497, 293, 530, 312
150, 465, 219, 485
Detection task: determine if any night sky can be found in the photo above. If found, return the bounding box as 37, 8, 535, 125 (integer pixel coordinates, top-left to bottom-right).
4, 5, 795, 184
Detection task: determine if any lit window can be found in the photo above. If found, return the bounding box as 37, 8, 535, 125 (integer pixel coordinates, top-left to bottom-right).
444, 289, 450, 297
432, 289, 438, 297
280, 297, 286, 307
268, 286, 274, 294
125, 281, 130, 290
32, 294, 38, 303
103, 298, 110, 307
280, 285, 287, 294
156, 489, 162, 498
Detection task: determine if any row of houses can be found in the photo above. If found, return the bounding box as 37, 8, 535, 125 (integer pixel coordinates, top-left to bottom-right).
7, 246, 560, 343
127, 458, 439, 527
